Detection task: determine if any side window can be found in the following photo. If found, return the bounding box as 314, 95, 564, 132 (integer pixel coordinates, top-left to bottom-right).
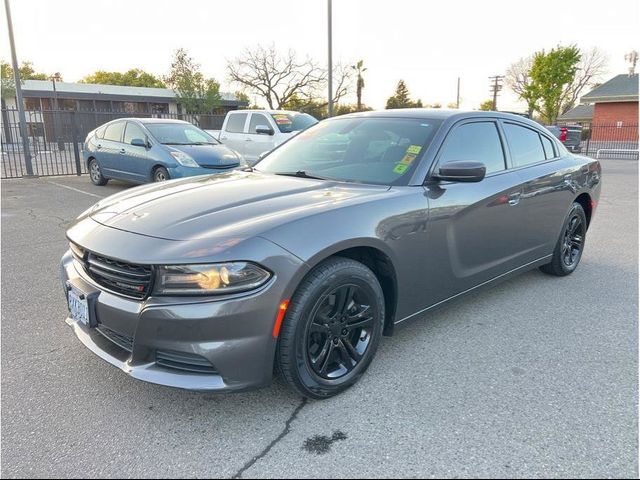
95, 126, 106, 139
540, 134, 557, 159
503, 123, 546, 167
439, 122, 506, 174
103, 121, 125, 142
226, 113, 248, 133
123, 122, 147, 144
249, 113, 271, 133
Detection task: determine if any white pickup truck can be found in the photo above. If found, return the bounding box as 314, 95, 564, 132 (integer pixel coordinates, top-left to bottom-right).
207, 110, 318, 164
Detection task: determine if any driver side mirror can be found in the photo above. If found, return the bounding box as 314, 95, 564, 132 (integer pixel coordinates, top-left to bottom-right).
433, 161, 486, 182
131, 138, 149, 148
255, 125, 274, 136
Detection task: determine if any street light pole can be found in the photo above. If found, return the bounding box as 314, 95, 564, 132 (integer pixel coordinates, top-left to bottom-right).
4, 0, 33, 175
327, 0, 333, 117
51, 72, 65, 150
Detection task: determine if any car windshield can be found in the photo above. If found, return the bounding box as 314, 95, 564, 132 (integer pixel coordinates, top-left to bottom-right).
271, 113, 318, 133
255, 117, 442, 186
144, 123, 219, 145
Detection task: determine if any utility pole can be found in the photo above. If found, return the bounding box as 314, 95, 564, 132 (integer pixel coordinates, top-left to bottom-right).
4, 0, 33, 176
327, 0, 333, 117
488, 75, 504, 111
456, 77, 460, 109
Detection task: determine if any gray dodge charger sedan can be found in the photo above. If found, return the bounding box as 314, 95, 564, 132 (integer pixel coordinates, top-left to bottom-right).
60, 109, 601, 399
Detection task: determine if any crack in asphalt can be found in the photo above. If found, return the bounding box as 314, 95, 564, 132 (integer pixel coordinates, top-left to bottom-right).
232, 398, 307, 479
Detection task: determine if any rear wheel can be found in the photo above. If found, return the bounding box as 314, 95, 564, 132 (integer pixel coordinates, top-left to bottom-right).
277, 257, 385, 399
153, 166, 170, 183
88, 159, 108, 186
540, 202, 587, 276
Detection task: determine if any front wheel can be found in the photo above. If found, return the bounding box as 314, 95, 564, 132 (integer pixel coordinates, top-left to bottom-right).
540, 202, 587, 276
277, 257, 385, 399
153, 166, 170, 183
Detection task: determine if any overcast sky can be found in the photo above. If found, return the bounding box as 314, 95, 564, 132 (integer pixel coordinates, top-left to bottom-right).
1, 0, 638, 111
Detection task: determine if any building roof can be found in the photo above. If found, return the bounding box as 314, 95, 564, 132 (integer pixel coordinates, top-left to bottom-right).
581, 74, 639, 103
20, 80, 246, 106
558, 104, 594, 122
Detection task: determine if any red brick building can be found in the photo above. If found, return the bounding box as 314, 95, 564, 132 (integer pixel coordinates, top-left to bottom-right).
580, 73, 638, 141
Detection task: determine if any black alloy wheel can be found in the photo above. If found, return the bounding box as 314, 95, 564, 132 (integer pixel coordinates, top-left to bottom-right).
540, 202, 587, 276
306, 284, 374, 380
277, 257, 385, 399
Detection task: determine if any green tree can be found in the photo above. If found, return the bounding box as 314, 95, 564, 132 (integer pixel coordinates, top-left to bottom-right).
351, 60, 367, 111
81, 69, 165, 88
1, 60, 52, 99
385, 80, 423, 109
527, 45, 581, 124
478, 100, 494, 111
165, 48, 221, 113
234, 90, 250, 105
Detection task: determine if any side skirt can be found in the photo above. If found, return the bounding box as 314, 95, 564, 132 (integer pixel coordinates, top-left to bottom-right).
393, 255, 552, 329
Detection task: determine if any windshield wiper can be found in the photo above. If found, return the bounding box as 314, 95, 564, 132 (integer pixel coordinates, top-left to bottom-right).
274, 170, 330, 180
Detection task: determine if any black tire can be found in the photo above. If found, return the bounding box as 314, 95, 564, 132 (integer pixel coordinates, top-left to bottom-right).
153, 166, 170, 182
88, 158, 108, 186
277, 257, 385, 399
540, 202, 587, 276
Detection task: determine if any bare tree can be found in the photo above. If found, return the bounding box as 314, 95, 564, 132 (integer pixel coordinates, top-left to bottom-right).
559, 47, 608, 114
227, 45, 351, 110
505, 55, 536, 116
227, 46, 322, 109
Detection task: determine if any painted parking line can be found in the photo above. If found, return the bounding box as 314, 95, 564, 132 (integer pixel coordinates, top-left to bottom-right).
47, 181, 105, 199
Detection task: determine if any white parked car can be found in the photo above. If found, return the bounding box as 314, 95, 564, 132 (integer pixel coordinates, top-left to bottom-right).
207, 110, 318, 164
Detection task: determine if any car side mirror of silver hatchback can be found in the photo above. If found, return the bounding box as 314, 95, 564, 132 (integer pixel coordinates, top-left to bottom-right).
433, 161, 486, 183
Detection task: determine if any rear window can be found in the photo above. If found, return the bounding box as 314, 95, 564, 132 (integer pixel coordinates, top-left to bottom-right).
503, 123, 546, 167
103, 122, 125, 142
271, 113, 318, 133
226, 113, 248, 133
540, 135, 556, 159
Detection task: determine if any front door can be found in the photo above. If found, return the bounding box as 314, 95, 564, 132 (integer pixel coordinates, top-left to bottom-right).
422, 119, 531, 304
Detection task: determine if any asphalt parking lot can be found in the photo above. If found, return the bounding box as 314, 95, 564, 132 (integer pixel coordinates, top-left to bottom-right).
1, 160, 638, 478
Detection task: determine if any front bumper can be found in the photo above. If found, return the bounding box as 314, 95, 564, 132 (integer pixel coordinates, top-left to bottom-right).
60, 238, 305, 392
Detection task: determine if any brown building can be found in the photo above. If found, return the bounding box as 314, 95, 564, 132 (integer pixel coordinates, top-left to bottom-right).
580, 73, 638, 141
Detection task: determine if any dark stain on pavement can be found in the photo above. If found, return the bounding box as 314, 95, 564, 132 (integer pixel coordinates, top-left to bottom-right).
303, 430, 347, 455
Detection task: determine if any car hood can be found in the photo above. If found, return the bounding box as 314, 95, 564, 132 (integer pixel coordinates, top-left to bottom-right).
86, 171, 390, 241
167, 143, 241, 167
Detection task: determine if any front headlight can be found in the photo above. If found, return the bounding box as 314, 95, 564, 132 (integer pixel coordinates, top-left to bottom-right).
170, 151, 199, 168
154, 262, 271, 295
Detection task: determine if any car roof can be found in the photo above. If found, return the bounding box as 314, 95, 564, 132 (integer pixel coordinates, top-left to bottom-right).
230, 109, 307, 115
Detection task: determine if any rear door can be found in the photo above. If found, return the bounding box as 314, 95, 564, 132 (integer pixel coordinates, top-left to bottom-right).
219, 112, 249, 153
245, 112, 278, 162
423, 119, 531, 303
99, 121, 126, 177
502, 121, 574, 261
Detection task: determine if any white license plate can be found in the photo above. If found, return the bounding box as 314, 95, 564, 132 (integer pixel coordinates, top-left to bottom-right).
68, 288, 90, 326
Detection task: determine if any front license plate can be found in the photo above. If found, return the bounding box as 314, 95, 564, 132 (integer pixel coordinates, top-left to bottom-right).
68, 288, 90, 327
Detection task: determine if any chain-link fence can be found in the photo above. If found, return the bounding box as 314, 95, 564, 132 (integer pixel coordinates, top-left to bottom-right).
1, 108, 226, 178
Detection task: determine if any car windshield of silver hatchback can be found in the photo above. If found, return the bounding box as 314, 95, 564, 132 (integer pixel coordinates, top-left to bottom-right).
255, 117, 442, 186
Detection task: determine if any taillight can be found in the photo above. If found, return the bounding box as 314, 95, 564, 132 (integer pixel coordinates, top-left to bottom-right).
559, 127, 568, 142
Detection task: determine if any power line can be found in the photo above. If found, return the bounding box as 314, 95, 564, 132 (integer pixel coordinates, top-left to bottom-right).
488, 75, 504, 111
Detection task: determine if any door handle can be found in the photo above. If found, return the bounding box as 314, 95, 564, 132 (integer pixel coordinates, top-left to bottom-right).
508, 191, 522, 206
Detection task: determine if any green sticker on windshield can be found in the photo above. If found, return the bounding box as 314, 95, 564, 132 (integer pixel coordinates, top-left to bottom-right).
406, 145, 422, 155
393, 164, 409, 174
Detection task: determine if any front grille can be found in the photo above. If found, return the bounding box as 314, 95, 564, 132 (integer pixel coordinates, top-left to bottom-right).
84, 252, 153, 299
96, 325, 133, 352
201, 163, 239, 170
156, 350, 218, 374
